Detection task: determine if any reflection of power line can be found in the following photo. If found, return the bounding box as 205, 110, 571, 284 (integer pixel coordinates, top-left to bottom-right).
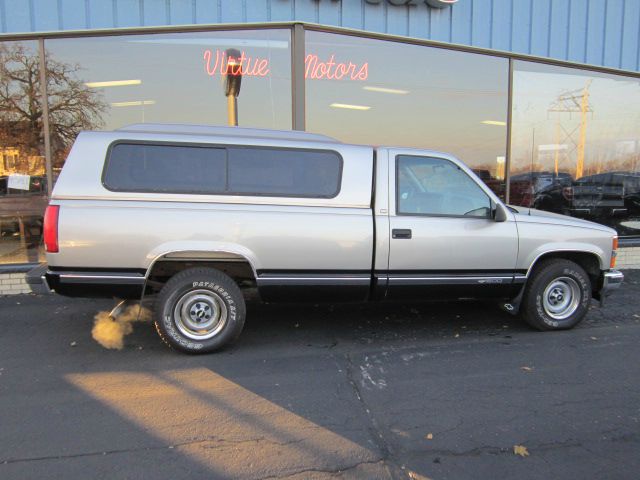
547, 80, 593, 178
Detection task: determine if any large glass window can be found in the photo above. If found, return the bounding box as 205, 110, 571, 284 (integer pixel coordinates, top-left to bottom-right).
0, 41, 47, 264
305, 31, 509, 198
510, 61, 640, 237
45, 29, 292, 181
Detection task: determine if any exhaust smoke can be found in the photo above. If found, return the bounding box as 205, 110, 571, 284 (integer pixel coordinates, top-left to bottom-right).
92, 304, 151, 350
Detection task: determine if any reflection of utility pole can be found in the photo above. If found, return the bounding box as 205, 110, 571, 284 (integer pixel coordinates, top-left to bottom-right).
576, 82, 591, 178
547, 80, 593, 178
553, 120, 562, 176
224, 48, 242, 126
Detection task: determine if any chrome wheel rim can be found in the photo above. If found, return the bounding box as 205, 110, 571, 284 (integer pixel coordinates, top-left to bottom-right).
542, 277, 581, 320
173, 289, 228, 340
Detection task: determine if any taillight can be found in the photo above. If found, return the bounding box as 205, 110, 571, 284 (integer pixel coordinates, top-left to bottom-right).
610, 236, 618, 268
44, 205, 60, 253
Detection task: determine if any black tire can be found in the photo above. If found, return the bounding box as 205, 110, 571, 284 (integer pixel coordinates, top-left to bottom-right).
521, 259, 591, 331
154, 267, 246, 354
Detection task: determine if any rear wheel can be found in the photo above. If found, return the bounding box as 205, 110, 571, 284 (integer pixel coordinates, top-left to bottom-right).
521, 259, 591, 331
154, 267, 246, 353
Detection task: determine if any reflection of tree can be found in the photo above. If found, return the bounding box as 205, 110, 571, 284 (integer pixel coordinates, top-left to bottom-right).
0, 43, 105, 168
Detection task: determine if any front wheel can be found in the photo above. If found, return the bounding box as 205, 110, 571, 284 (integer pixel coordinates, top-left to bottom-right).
154, 268, 246, 353
521, 259, 591, 331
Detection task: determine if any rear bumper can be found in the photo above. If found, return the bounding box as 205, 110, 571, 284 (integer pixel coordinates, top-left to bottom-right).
25, 264, 51, 295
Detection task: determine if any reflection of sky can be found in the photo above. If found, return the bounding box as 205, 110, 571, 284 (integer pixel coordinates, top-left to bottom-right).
44, 30, 292, 131
305, 32, 509, 174
511, 61, 640, 175
44, 29, 508, 174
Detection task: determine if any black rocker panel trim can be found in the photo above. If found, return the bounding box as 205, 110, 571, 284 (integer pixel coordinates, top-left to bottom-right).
256, 271, 371, 303
45, 270, 145, 299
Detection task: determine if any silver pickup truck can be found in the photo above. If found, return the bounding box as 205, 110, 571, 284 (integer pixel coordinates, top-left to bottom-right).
38, 124, 624, 353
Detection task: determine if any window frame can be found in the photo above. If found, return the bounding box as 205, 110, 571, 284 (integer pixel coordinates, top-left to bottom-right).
101, 139, 344, 199
395, 154, 493, 220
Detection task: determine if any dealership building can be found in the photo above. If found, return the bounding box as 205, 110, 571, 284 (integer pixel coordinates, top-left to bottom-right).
0, 0, 639, 292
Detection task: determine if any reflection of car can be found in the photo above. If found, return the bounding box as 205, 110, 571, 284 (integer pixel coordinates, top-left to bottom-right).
626, 189, 640, 216
572, 173, 627, 216
472, 169, 505, 198
509, 172, 572, 207
36, 124, 625, 354
534, 171, 640, 216
531, 171, 640, 237
532, 174, 579, 215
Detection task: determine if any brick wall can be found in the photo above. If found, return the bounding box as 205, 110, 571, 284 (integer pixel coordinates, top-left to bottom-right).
0, 273, 32, 295
616, 247, 640, 269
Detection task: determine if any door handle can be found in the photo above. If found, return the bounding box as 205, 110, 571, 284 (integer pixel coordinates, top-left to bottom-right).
392, 229, 412, 239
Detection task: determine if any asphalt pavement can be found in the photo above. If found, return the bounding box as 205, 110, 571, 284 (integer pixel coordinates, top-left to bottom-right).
1, 271, 639, 480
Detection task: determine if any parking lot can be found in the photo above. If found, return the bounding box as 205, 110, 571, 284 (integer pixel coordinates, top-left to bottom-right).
1, 271, 639, 479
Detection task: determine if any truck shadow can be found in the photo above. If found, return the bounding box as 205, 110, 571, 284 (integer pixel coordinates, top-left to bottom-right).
245, 299, 525, 341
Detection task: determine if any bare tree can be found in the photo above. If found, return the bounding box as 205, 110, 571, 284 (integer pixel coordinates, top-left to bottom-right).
0, 43, 105, 167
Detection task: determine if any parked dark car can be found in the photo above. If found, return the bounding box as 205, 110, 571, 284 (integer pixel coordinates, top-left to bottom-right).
472, 169, 506, 198
532, 171, 640, 236
510, 172, 573, 207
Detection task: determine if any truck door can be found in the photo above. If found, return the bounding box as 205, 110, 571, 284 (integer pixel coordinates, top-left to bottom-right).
384, 151, 520, 300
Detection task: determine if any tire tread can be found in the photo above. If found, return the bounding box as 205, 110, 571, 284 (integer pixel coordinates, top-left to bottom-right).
521, 259, 591, 331
154, 267, 246, 354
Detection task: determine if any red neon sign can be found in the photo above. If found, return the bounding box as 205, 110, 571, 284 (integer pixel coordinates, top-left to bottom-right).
304, 54, 368, 81
203, 49, 369, 81
204, 49, 270, 77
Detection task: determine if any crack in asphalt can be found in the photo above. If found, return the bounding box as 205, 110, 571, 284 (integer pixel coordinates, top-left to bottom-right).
256, 459, 388, 480
0, 436, 305, 466
419, 434, 640, 459
1, 445, 174, 466
342, 352, 403, 479
199, 436, 307, 449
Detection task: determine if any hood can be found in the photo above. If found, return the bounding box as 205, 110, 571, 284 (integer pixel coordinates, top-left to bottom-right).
509, 205, 617, 234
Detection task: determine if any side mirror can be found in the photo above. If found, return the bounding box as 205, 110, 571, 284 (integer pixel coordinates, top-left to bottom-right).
493, 202, 508, 222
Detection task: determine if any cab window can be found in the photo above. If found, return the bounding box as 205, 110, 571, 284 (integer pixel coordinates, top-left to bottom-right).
396, 155, 491, 218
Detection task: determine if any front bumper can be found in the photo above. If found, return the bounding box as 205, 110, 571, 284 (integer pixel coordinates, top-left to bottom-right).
595, 269, 624, 306
602, 270, 624, 294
